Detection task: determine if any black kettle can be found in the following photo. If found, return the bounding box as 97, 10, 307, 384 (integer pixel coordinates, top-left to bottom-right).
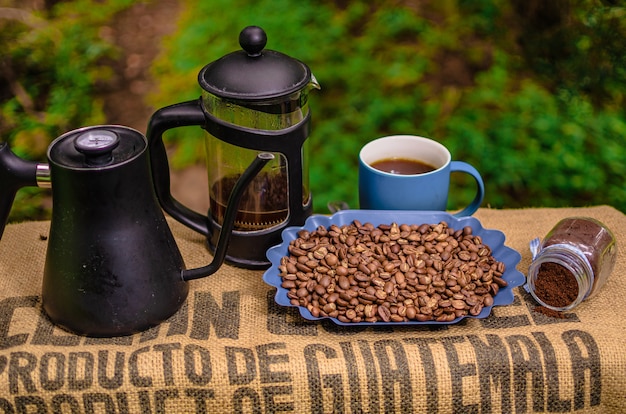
0, 125, 271, 337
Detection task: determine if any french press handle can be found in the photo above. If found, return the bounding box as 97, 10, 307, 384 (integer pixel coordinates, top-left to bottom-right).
146, 99, 211, 236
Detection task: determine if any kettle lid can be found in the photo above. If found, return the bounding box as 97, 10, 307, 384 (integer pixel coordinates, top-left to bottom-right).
198, 26, 312, 101
48, 126, 145, 169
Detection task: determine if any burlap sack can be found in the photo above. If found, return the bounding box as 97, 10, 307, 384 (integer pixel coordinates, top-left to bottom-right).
0, 206, 624, 413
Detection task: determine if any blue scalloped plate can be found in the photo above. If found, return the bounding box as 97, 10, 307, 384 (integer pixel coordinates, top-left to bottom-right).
263, 210, 524, 325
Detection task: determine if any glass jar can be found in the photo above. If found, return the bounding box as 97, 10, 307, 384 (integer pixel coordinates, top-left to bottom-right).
526, 217, 617, 311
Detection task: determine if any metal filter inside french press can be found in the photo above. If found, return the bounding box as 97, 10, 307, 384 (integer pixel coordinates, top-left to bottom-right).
147, 26, 320, 269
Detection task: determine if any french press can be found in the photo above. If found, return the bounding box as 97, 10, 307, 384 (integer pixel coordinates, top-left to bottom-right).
147, 26, 320, 269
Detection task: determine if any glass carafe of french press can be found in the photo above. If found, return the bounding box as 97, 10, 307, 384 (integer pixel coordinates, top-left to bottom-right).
147, 26, 319, 269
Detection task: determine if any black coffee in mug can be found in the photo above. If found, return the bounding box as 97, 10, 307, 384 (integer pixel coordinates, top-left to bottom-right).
359, 135, 484, 215
370, 157, 436, 175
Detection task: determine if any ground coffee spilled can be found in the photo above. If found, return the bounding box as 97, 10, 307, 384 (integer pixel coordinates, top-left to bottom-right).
533, 305, 568, 318
534, 262, 579, 308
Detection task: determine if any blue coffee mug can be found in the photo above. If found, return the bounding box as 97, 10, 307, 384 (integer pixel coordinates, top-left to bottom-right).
358, 135, 484, 216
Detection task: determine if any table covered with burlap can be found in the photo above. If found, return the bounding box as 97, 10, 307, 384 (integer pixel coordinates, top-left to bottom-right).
0, 206, 625, 413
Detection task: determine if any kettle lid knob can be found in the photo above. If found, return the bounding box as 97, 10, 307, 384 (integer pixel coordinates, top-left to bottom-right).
74, 130, 120, 166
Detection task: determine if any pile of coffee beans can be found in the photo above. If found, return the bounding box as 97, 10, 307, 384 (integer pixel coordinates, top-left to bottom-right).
277, 220, 507, 323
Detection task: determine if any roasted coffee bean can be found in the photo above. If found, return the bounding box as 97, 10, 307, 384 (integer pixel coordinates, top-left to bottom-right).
493, 276, 508, 287
314, 284, 326, 296
483, 295, 494, 307
470, 303, 483, 316
278, 220, 505, 323
377, 305, 391, 322
359, 292, 377, 302
338, 275, 351, 290
345, 309, 357, 320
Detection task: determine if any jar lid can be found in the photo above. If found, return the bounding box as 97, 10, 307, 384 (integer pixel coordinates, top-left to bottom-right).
198, 26, 312, 101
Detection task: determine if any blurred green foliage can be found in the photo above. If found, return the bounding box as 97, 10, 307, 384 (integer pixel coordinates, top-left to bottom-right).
2, 0, 625, 222
0, 0, 139, 220
149, 0, 626, 213
0, 0, 140, 154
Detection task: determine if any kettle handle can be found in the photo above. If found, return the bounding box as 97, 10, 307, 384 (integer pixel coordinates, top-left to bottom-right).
146, 99, 211, 235
0, 142, 39, 239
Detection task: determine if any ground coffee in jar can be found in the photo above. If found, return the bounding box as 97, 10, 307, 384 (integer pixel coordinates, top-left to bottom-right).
526, 217, 617, 311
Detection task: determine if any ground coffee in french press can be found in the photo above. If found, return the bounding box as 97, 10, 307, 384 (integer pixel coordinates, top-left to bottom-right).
526, 216, 617, 313
210, 172, 290, 230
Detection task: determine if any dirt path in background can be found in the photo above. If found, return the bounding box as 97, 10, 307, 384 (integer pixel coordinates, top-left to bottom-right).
101, 0, 180, 132
102, 0, 209, 213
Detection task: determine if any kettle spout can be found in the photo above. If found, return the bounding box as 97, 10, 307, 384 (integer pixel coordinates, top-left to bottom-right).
0, 143, 41, 239
181, 152, 274, 281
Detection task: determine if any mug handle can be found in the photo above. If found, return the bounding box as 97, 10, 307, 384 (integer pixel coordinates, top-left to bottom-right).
449, 161, 485, 217
146, 99, 211, 236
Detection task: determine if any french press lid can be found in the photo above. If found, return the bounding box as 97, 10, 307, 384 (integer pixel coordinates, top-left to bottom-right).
198, 26, 312, 101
